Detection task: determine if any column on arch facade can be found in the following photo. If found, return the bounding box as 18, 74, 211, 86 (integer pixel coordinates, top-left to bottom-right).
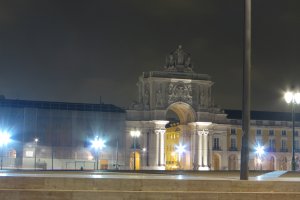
189, 122, 212, 171
195, 122, 211, 170
153, 120, 168, 169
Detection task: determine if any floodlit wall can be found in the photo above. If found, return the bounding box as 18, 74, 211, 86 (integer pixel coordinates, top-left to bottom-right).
0, 101, 126, 170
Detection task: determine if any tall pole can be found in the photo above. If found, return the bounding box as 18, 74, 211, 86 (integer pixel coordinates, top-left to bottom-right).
96, 149, 99, 170
116, 139, 119, 170
292, 102, 296, 171
34, 143, 37, 170
34, 138, 38, 171
51, 146, 54, 170
240, 0, 251, 180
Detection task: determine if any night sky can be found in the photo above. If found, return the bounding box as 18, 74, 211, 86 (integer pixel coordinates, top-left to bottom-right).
1, 0, 300, 112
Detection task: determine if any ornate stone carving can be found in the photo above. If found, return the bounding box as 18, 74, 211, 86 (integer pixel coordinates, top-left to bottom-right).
164, 45, 193, 72
156, 85, 164, 108
144, 83, 150, 108
168, 82, 192, 105
199, 85, 211, 108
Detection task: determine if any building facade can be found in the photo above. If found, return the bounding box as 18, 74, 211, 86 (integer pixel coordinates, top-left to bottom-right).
125, 45, 300, 171
0, 99, 126, 170
0, 46, 299, 171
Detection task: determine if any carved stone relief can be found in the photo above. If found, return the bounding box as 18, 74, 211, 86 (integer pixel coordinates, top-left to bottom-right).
199, 85, 211, 108
168, 82, 192, 105
164, 45, 193, 72
144, 83, 150, 108
156, 84, 164, 108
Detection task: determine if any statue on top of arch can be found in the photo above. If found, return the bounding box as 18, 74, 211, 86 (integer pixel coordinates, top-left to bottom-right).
164, 45, 194, 73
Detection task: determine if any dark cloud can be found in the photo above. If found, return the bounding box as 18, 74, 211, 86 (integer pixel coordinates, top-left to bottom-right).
0, 0, 299, 112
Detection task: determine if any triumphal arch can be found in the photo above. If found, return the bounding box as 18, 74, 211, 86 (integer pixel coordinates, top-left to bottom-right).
126, 45, 228, 170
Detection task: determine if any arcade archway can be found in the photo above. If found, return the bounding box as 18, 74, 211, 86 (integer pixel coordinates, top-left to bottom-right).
165, 102, 196, 170
166, 102, 196, 124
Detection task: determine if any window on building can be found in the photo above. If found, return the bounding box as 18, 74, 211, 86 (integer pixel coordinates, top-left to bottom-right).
256, 129, 262, 136
230, 137, 237, 150
269, 130, 274, 136
281, 139, 287, 152
269, 139, 275, 151
213, 137, 220, 150
230, 128, 236, 135
281, 130, 287, 136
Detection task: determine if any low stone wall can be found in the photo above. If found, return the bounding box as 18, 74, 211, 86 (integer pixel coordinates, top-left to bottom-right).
1, 176, 300, 199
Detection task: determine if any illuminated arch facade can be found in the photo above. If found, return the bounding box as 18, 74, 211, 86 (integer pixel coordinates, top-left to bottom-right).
126, 46, 228, 170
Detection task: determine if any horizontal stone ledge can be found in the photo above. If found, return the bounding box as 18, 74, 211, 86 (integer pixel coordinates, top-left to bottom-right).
1, 190, 300, 200
1, 177, 300, 193
2, 189, 300, 194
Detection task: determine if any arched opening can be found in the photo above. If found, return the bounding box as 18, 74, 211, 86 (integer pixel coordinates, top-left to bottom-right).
228, 154, 238, 170
279, 156, 287, 170
213, 153, 221, 170
166, 102, 196, 124
266, 155, 275, 171
164, 102, 196, 170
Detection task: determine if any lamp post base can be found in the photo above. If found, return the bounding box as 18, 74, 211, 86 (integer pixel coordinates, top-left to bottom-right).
292, 159, 296, 171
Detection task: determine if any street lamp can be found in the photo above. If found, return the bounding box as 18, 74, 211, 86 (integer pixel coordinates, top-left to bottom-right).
91, 136, 105, 170
0, 131, 11, 170
34, 138, 39, 170
130, 130, 141, 170
284, 91, 300, 171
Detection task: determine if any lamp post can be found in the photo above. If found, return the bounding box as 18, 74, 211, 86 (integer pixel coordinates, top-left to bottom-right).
34, 138, 39, 170
91, 136, 105, 170
284, 91, 300, 171
0, 131, 11, 170
130, 130, 141, 170
240, 0, 252, 181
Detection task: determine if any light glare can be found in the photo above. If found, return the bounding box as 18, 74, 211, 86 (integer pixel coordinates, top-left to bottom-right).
255, 145, 264, 157
130, 130, 141, 138
284, 92, 293, 104
91, 137, 105, 150
175, 143, 186, 155
257, 158, 262, 164
295, 93, 300, 104
284, 91, 300, 104
0, 132, 11, 146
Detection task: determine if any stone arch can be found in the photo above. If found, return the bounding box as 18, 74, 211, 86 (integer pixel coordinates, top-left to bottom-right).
228, 154, 238, 170
279, 156, 287, 170
166, 102, 196, 124
265, 155, 276, 171
213, 153, 221, 170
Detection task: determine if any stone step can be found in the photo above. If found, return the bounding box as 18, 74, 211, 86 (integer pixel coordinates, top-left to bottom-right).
0, 189, 300, 200
1, 176, 300, 193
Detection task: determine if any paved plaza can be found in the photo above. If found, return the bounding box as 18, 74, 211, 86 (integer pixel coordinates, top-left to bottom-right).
0, 170, 293, 181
